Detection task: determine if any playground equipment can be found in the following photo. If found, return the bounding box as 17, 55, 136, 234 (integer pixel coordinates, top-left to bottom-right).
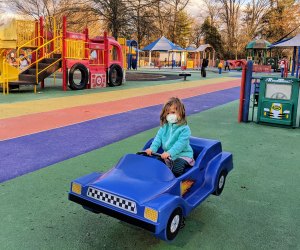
227, 60, 247, 70
142, 36, 186, 68
126, 40, 138, 70
257, 77, 300, 127
0, 18, 37, 94
185, 44, 215, 69
69, 136, 233, 241
269, 34, 300, 78
238, 60, 300, 128
246, 39, 272, 65
238, 60, 265, 122
0, 16, 124, 94
266, 57, 279, 71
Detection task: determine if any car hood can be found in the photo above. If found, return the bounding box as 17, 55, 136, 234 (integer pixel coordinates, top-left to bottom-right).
89, 154, 177, 204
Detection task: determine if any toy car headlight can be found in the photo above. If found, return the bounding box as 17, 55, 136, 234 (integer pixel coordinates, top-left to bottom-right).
71, 182, 82, 195
144, 207, 158, 222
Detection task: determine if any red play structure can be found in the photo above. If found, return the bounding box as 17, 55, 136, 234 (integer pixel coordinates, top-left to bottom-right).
61, 16, 124, 91
1, 16, 124, 93
227, 59, 247, 70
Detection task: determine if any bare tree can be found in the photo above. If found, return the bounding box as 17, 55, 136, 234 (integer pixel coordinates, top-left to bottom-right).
242, 0, 270, 39
217, 0, 245, 58
202, 0, 222, 26
189, 20, 202, 47
126, 0, 160, 46
260, 0, 300, 41
167, 0, 190, 43
88, 0, 130, 39
3, 0, 61, 19
58, 0, 102, 34
152, 0, 170, 37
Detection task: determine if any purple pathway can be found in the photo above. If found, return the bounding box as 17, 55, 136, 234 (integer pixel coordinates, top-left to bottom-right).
0, 87, 239, 183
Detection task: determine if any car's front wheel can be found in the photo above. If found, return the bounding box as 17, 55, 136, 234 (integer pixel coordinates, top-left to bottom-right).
166, 207, 183, 241
213, 170, 227, 196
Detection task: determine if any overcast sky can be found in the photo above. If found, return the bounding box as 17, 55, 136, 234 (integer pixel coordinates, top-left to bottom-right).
0, 1, 203, 12
0, 1, 204, 18
186, 0, 203, 18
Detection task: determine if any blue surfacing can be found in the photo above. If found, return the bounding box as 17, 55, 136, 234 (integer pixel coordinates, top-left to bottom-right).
0, 87, 240, 183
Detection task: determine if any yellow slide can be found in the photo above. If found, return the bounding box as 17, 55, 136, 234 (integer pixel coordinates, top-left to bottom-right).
0, 15, 36, 93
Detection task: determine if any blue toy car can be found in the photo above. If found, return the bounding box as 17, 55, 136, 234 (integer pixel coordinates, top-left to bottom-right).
69, 137, 233, 241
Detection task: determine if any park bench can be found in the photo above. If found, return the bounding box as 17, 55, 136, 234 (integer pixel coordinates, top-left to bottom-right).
179, 72, 191, 81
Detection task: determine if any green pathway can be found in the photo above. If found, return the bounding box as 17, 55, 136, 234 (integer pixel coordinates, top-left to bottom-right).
1, 101, 299, 249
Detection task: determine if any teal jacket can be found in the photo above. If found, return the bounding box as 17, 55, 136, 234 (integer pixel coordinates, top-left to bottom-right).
150, 123, 193, 160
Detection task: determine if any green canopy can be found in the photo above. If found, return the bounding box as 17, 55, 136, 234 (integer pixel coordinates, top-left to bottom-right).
246, 39, 271, 49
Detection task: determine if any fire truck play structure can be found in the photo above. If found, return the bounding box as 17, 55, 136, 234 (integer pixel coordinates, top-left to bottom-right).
0, 16, 124, 94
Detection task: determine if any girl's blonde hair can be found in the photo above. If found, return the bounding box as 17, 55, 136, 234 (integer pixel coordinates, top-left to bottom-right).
160, 97, 187, 126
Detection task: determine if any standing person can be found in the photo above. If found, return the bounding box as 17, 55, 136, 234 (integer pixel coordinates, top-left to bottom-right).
145, 97, 194, 177
132, 55, 137, 70
224, 60, 230, 71
218, 61, 223, 74
279, 58, 286, 78
201, 58, 208, 77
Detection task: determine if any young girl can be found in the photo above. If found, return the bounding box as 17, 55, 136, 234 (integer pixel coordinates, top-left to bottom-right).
19, 54, 29, 70
145, 97, 194, 177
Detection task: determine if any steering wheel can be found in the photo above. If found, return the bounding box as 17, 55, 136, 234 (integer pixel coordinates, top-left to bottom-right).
136, 151, 174, 170
137, 151, 162, 157
270, 92, 288, 99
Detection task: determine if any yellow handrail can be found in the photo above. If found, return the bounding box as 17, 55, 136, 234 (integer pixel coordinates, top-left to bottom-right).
1, 58, 6, 94
4, 61, 9, 94
16, 36, 44, 58
33, 35, 62, 86
65, 39, 87, 60
65, 39, 105, 66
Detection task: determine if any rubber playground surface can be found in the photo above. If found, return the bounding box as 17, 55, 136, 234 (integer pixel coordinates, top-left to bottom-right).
0, 70, 299, 249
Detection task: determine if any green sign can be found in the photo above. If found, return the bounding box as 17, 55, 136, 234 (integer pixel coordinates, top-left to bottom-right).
257, 77, 300, 127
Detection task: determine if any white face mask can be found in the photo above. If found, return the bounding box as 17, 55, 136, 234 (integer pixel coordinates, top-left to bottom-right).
166, 114, 178, 124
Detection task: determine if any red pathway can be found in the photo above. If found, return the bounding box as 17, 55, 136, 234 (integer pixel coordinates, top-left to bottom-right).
0, 79, 240, 140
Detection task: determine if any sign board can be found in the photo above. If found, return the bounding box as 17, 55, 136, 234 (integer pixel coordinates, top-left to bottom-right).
90, 73, 106, 88
253, 65, 272, 73
66, 32, 86, 40
257, 77, 300, 127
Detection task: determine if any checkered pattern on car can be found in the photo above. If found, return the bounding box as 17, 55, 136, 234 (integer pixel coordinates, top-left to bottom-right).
87, 187, 137, 214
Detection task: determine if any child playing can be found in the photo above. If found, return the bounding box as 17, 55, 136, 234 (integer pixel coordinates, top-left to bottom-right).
19, 54, 29, 70
218, 61, 223, 74
145, 97, 194, 177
